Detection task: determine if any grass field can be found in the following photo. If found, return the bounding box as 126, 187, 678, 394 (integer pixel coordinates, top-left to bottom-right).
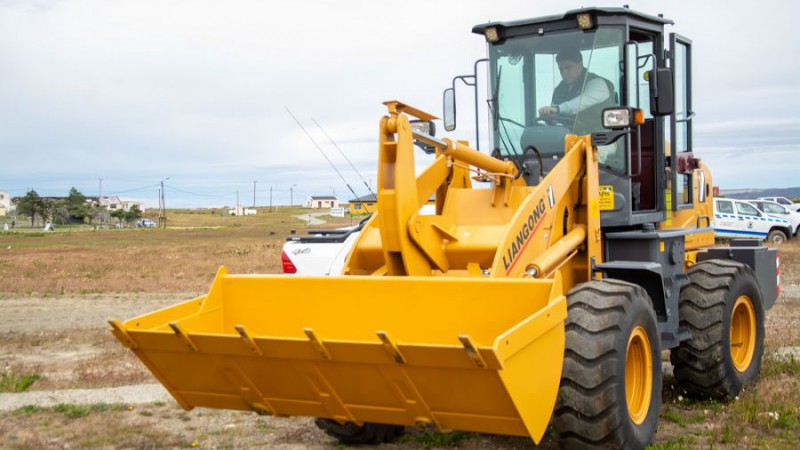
0, 207, 354, 294
0, 209, 798, 449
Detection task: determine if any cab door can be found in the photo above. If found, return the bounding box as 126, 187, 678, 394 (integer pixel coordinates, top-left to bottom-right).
733, 201, 768, 239
713, 199, 739, 238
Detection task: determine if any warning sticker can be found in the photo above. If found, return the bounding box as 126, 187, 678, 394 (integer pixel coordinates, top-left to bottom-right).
599, 185, 614, 211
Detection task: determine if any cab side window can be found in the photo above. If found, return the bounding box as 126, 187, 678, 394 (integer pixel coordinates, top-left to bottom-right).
716, 201, 734, 214
764, 203, 787, 214
735, 202, 760, 216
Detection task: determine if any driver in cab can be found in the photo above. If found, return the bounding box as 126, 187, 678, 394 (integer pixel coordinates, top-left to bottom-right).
537, 50, 614, 134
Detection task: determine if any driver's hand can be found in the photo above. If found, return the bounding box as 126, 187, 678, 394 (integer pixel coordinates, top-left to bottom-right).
538, 105, 558, 116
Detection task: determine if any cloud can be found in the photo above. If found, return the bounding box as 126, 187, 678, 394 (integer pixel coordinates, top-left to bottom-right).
2, 0, 799, 207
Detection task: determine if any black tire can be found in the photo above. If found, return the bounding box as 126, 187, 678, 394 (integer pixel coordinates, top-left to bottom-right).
314, 419, 405, 445
767, 229, 787, 245
670, 260, 765, 400
554, 279, 662, 450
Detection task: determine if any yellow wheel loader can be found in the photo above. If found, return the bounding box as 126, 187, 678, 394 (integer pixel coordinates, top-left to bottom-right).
110, 8, 779, 449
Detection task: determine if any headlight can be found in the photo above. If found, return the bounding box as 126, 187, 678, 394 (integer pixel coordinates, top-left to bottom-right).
602, 107, 644, 129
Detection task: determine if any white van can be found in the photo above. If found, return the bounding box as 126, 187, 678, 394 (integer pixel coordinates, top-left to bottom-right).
713, 198, 792, 244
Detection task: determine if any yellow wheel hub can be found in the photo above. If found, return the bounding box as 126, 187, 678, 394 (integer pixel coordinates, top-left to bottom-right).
730, 295, 756, 372
626, 326, 653, 425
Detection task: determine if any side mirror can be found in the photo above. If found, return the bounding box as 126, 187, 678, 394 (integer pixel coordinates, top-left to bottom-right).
443, 88, 456, 131
648, 68, 674, 116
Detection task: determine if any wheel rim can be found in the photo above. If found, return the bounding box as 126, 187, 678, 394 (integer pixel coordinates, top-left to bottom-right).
771, 233, 784, 244
626, 326, 653, 425
730, 295, 757, 372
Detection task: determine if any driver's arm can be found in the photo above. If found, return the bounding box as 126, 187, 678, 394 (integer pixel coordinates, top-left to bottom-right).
557, 78, 611, 115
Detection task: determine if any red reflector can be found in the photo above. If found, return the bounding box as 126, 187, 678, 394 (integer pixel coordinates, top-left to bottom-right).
776, 253, 781, 296
281, 250, 297, 274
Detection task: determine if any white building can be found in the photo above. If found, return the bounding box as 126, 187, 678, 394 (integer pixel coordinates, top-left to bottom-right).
305, 195, 339, 209
96, 196, 146, 212
0, 191, 10, 217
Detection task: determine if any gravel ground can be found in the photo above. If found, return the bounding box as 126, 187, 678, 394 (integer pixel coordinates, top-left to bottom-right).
0, 282, 798, 449
0, 383, 170, 411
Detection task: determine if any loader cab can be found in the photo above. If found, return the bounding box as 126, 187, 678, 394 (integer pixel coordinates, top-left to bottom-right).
470, 8, 691, 229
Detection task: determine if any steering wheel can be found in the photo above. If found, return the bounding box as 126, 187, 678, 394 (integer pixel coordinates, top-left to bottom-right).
537, 113, 575, 127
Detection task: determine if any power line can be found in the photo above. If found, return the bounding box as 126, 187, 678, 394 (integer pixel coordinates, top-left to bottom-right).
285, 106, 366, 211
164, 185, 238, 197
312, 118, 376, 200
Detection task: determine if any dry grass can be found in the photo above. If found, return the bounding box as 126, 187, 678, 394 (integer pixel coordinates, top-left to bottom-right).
0, 207, 353, 294
0, 215, 799, 448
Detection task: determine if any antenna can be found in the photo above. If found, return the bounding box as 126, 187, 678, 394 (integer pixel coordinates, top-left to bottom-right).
311, 118, 376, 199
285, 107, 370, 212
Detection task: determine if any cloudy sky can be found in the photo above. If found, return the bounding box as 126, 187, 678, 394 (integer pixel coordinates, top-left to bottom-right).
2, 0, 799, 208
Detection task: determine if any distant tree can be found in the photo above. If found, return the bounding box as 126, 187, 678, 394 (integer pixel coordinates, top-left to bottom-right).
124, 205, 143, 225
16, 190, 46, 227
42, 198, 70, 225
90, 205, 110, 226
110, 209, 126, 226
65, 187, 91, 221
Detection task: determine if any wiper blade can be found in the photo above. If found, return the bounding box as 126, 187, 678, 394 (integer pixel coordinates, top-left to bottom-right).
491, 66, 502, 131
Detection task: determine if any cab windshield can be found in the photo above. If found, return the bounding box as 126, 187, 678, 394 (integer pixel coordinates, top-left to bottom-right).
489, 27, 624, 170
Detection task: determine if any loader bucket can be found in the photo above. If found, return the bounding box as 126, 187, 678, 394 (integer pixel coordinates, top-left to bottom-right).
110, 267, 567, 443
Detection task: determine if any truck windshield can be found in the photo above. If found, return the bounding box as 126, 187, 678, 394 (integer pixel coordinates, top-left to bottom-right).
489, 27, 623, 167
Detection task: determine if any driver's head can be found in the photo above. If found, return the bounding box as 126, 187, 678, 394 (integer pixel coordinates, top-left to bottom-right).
556, 50, 584, 85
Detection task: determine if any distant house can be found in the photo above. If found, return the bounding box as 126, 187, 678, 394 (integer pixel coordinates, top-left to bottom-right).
229, 206, 257, 216
348, 194, 376, 215
348, 194, 436, 215
305, 195, 339, 209
89, 196, 146, 212
0, 191, 10, 217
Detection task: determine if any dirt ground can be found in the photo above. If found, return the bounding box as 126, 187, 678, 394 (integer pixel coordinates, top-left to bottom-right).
1, 214, 799, 449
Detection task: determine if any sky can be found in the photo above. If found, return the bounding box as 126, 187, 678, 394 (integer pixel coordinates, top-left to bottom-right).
2, 0, 799, 208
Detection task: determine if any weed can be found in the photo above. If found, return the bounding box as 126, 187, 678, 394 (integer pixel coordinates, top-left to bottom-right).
89, 403, 128, 412
762, 353, 800, 377
775, 409, 800, 430
720, 423, 735, 444
14, 405, 47, 414
663, 409, 687, 427
0, 371, 41, 392
690, 412, 706, 424
646, 437, 691, 449
54, 403, 90, 418
255, 422, 275, 432
399, 430, 473, 448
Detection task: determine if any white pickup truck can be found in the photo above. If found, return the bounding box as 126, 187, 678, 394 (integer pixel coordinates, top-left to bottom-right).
713, 198, 792, 244
280, 219, 366, 275
758, 196, 800, 212
747, 199, 800, 237
281, 205, 436, 275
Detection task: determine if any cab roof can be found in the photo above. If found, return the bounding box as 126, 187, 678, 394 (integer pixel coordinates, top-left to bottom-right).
472, 7, 673, 35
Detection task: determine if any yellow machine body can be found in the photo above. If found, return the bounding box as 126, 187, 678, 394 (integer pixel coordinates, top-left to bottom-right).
111, 102, 630, 443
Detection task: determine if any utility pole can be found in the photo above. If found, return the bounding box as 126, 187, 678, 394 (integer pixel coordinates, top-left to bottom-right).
253, 181, 257, 208
159, 177, 169, 228
269, 186, 273, 212
290, 184, 296, 207
98, 178, 104, 225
